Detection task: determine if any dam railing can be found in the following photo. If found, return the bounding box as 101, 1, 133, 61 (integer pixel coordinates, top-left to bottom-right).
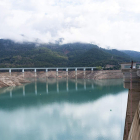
0, 67, 97, 72
0, 67, 97, 76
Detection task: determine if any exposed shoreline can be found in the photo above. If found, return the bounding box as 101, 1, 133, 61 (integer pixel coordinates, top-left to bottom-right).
0, 70, 123, 89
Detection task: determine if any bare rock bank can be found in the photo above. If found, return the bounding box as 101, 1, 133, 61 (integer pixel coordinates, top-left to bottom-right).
44, 70, 123, 80
0, 73, 30, 88
0, 70, 123, 88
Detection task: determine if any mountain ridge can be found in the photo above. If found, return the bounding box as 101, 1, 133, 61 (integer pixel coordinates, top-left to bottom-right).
0, 39, 137, 69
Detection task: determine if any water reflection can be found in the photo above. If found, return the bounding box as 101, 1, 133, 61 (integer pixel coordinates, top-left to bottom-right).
0, 79, 124, 98
10, 89, 12, 98
35, 80, 37, 95
0, 79, 127, 140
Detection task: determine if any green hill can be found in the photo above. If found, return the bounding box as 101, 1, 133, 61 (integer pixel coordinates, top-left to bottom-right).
68, 48, 130, 69
121, 50, 140, 62
0, 39, 67, 68
102, 49, 131, 61
0, 39, 134, 69
46, 43, 99, 61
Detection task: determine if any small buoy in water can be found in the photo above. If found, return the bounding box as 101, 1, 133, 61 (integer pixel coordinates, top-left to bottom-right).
40, 94, 41, 95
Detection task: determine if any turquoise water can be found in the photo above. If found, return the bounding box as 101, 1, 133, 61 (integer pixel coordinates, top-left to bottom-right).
0, 78, 128, 140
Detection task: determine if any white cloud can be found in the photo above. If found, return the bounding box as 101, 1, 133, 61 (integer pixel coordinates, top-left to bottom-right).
0, 0, 140, 51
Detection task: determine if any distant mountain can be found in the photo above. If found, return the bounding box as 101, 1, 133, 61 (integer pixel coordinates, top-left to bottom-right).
0, 39, 135, 69
102, 49, 131, 60
121, 50, 140, 62
68, 48, 131, 69
47, 43, 99, 61
0, 39, 67, 68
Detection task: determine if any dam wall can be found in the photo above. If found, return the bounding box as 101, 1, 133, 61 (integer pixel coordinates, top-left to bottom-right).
121, 63, 140, 140
123, 89, 140, 140
127, 102, 140, 140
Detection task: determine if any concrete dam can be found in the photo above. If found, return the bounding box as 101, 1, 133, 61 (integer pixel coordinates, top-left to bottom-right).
121, 62, 140, 140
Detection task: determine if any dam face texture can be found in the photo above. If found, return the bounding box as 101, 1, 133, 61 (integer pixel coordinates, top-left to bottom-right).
121, 63, 140, 140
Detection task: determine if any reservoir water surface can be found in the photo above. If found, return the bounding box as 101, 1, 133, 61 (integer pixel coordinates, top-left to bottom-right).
0, 78, 128, 140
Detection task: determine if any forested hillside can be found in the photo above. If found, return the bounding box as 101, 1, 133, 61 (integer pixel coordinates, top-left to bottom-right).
121, 50, 140, 62
0, 39, 135, 69
0, 39, 67, 67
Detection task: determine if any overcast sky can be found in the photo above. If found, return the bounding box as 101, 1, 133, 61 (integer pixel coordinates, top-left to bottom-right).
0, 0, 140, 51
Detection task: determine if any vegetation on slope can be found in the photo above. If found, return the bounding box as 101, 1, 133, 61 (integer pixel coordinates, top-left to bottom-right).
121, 50, 140, 62
0, 39, 67, 68
0, 39, 134, 69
